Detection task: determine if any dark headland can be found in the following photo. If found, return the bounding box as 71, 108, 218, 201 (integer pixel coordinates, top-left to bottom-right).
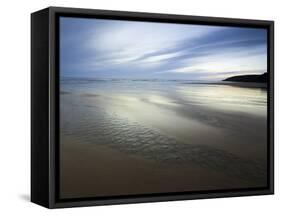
223, 72, 267, 83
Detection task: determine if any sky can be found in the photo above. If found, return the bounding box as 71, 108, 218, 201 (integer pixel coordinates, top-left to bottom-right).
60, 17, 267, 81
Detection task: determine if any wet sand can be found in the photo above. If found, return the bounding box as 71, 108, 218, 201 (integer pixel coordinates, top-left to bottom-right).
60, 81, 267, 198
61, 134, 259, 198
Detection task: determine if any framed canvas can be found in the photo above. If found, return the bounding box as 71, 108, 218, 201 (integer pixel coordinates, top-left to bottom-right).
31, 6, 274, 208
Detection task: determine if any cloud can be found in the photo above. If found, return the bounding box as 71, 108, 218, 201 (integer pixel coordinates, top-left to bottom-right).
164, 48, 266, 73
60, 17, 267, 80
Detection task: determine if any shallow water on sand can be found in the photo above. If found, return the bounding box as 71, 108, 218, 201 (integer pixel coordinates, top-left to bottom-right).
60, 78, 268, 194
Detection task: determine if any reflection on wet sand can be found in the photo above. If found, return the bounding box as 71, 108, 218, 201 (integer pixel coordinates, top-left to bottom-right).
60, 79, 267, 198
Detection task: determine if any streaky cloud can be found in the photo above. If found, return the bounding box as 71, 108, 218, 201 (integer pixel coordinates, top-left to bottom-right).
60, 17, 267, 80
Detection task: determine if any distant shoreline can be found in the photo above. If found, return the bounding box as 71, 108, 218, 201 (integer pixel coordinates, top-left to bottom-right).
60, 76, 267, 89
223, 73, 267, 83
190, 82, 267, 89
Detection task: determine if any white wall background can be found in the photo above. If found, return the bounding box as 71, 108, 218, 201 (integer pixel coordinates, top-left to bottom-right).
0, 0, 279, 214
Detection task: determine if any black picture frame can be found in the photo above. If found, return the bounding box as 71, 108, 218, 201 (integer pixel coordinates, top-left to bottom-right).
31, 6, 274, 208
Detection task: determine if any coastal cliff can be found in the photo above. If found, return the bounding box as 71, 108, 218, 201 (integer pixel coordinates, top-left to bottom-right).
224, 73, 267, 83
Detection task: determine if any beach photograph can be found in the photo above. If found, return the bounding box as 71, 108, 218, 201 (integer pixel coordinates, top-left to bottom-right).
59, 17, 268, 199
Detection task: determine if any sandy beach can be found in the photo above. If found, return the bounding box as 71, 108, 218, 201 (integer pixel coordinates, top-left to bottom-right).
60, 79, 267, 199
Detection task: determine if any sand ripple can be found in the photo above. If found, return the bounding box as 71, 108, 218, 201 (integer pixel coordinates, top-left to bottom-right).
61, 99, 266, 185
